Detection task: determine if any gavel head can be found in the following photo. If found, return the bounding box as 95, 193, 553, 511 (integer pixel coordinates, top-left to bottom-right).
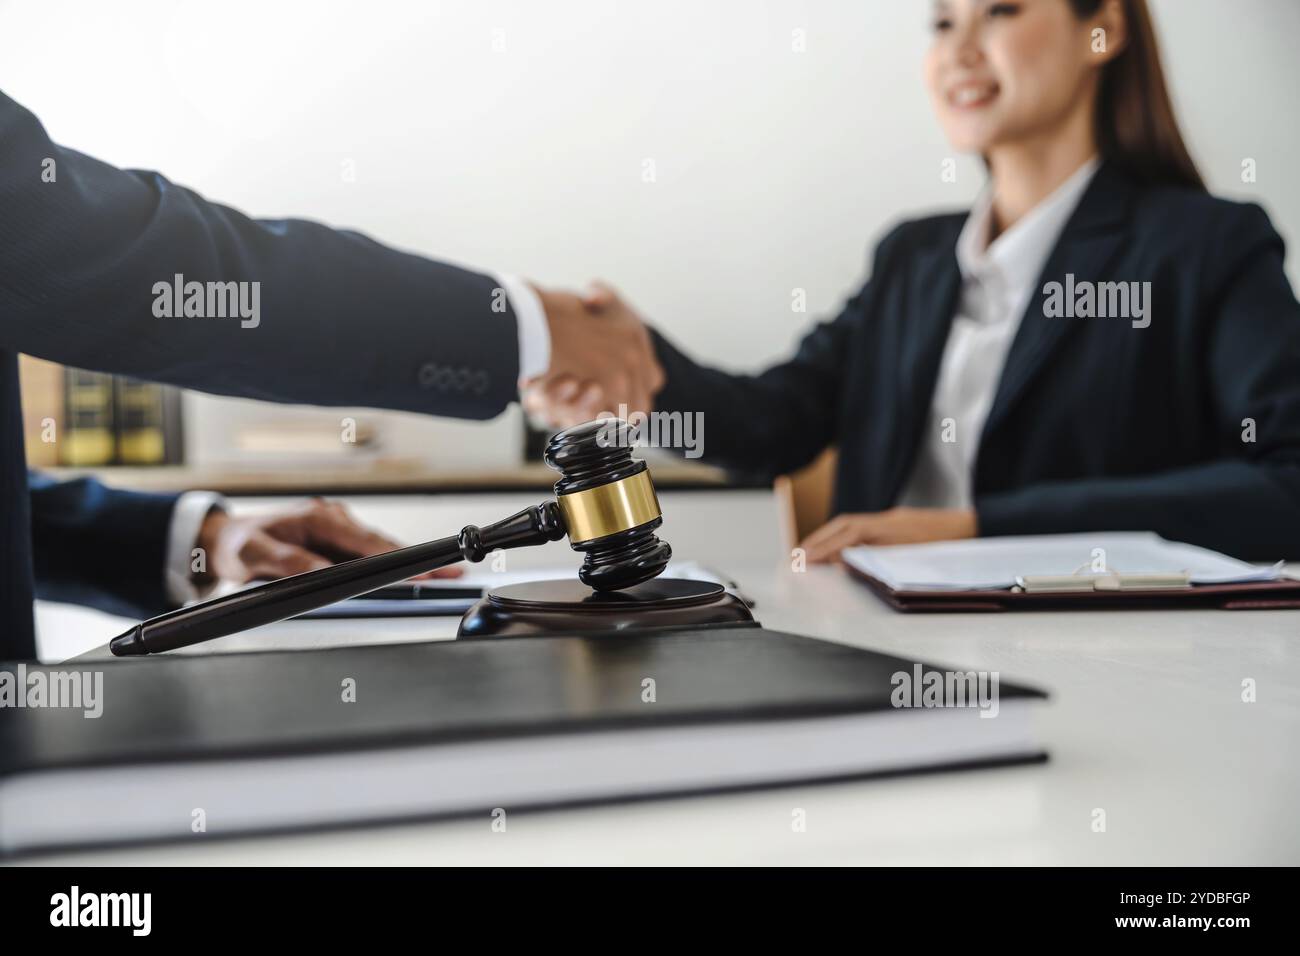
544, 419, 673, 591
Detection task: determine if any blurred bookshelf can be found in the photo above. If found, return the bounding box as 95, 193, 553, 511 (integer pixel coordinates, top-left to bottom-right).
40, 460, 730, 496
19, 357, 730, 496
20, 356, 183, 468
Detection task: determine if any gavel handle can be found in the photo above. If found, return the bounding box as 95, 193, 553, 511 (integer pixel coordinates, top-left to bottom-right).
110, 501, 565, 656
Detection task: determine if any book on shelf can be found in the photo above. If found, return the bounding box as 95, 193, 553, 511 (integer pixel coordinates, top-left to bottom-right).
18, 357, 183, 467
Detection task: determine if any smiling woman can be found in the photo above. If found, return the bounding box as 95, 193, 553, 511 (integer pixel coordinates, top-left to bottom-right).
529, 0, 1300, 565
925, 0, 1203, 226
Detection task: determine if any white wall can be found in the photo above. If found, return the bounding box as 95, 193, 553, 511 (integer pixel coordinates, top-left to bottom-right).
3, 0, 1297, 467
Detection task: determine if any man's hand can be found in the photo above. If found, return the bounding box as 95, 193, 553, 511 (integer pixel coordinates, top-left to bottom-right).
523, 282, 663, 427
799, 508, 978, 563
193, 498, 462, 587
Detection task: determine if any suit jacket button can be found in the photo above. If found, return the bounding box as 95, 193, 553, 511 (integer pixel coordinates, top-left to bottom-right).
472, 370, 489, 394
418, 362, 440, 388
453, 367, 471, 391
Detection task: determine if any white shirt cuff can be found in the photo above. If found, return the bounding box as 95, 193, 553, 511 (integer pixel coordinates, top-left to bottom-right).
165, 490, 227, 606
494, 272, 551, 383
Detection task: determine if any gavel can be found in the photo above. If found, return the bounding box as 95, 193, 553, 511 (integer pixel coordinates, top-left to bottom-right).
110, 419, 673, 656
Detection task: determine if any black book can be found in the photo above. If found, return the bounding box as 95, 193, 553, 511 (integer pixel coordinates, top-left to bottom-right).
0, 629, 1046, 856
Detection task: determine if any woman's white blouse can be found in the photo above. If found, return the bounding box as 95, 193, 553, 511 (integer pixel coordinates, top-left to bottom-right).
897, 156, 1101, 510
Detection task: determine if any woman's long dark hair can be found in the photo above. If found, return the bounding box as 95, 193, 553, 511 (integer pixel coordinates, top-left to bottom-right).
1068, 0, 1205, 190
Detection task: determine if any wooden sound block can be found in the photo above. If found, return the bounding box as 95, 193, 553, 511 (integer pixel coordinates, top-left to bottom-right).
458, 578, 757, 638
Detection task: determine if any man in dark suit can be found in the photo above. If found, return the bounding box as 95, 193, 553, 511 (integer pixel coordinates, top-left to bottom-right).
1, 89, 661, 660
25, 472, 426, 625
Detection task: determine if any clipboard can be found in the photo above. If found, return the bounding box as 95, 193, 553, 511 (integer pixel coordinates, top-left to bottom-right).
844, 562, 1300, 612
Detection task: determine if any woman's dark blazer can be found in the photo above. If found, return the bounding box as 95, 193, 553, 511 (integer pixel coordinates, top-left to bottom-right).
649, 161, 1300, 560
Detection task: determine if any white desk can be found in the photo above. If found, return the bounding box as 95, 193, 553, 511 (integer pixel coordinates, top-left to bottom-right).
27, 490, 1300, 865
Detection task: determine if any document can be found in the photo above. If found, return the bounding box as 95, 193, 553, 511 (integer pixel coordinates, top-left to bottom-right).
842, 532, 1285, 593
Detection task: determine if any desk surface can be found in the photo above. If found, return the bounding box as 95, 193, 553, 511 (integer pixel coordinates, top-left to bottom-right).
27, 490, 1300, 866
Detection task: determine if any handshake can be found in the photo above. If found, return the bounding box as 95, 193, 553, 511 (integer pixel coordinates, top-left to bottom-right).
523, 283, 664, 428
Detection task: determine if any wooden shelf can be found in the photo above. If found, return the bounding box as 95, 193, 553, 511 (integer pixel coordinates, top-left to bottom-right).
42, 459, 734, 496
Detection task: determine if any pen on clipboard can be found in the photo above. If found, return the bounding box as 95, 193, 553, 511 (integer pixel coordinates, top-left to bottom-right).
1014, 571, 1192, 593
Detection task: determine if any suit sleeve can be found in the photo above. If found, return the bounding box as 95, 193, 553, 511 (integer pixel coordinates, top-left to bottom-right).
976, 203, 1300, 561
649, 226, 905, 479
0, 91, 519, 418
28, 472, 180, 618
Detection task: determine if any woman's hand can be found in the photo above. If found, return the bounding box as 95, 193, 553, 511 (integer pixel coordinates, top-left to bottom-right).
799, 507, 978, 563
193, 498, 462, 587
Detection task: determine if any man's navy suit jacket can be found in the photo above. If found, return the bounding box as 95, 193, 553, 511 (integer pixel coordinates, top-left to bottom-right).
26, 471, 181, 622
1, 91, 523, 659
652, 162, 1300, 561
